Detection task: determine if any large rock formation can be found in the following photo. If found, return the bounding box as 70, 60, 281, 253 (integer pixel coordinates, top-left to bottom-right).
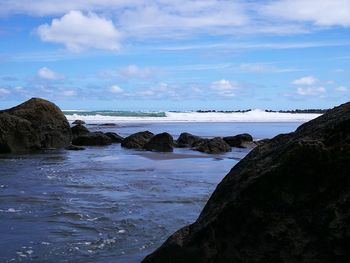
0, 98, 71, 153
144, 132, 174, 152
121, 131, 154, 149
72, 132, 112, 146
193, 137, 231, 154
223, 133, 253, 148
176, 132, 202, 148
143, 102, 350, 263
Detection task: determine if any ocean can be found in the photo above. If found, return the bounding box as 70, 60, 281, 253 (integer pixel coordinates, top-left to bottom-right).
0, 111, 319, 263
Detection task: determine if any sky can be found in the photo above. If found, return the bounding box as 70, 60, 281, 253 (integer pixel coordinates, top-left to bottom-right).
0, 0, 349, 111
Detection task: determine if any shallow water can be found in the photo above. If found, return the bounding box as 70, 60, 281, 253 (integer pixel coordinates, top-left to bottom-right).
0, 122, 302, 262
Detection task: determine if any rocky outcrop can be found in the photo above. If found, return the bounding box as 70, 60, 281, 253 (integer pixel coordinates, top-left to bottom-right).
72, 132, 112, 146
71, 124, 90, 139
223, 133, 253, 148
193, 137, 231, 154
144, 132, 174, 152
0, 98, 71, 153
105, 132, 124, 143
121, 131, 154, 149
143, 102, 350, 263
176, 132, 202, 148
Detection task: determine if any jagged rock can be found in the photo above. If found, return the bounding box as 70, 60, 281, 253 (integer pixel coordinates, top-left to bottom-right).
176, 132, 202, 148
144, 132, 174, 152
121, 131, 154, 149
223, 133, 253, 148
193, 137, 231, 154
0, 98, 71, 153
105, 132, 124, 143
72, 132, 112, 146
143, 102, 350, 263
71, 124, 90, 138
72, 119, 85, 125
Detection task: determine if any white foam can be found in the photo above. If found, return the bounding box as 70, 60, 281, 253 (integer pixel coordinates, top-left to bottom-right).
65, 110, 321, 123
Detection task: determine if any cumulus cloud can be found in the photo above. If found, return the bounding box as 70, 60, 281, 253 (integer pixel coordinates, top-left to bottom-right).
296, 86, 326, 96
292, 76, 318, 85
211, 79, 240, 97
109, 85, 124, 94
262, 0, 350, 27
37, 67, 65, 80
37, 10, 121, 52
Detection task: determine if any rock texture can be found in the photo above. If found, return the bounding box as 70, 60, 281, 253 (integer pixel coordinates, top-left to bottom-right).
144, 132, 174, 152
72, 132, 112, 146
193, 137, 231, 154
105, 132, 124, 143
72, 119, 85, 125
176, 132, 202, 148
71, 124, 90, 139
223, 133, 253, 148
121, 131, 154, 149
0, 98, 71, 153
143, 102, 350, 263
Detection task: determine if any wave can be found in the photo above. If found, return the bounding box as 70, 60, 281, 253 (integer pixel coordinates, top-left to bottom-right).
64, 109, 322, 123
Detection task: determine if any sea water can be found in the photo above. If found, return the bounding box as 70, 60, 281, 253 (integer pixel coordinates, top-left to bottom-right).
0, 120, 311, 263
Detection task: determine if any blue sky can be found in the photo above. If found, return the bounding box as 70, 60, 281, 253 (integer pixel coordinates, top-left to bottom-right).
0, 0, 349, 110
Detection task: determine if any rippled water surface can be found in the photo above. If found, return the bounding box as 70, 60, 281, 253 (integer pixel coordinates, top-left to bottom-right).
0, 122, 302, 262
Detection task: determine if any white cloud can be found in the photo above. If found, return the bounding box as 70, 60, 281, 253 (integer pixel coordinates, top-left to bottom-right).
119, 65, 154, 79
211, 79, 240, 97
37, 67, 65, 80
335, 86, 348, 92
109, 85, 124, 94
262, 0, 350, 27
296, 86, 326, 96
62, 90, 77, 96
292, 76, 318, 85
0, 88, 10, 95
37, 10, 121, 52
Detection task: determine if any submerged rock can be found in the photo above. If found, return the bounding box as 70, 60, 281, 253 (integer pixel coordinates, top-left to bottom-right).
144, 132, 174, 152
72, 119, 85, 125
121, 131, 154, 149
193, 137, 231, 154
71, 124, 90, 138
66, 145, 86, 151
0, 98, 72, 153
223, 133, 253, 148
143, 102, 350, 263
176, 132, 202, 148
105, 132, 124, 143
72, 132, 112, 146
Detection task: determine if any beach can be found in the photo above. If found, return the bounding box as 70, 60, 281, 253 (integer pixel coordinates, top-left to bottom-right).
0, 119, 308, 263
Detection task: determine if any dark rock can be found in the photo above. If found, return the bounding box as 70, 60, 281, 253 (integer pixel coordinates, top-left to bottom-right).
143, 102, 350, 263
121, 131, 154, 149
193, 137, 231, 154
72, 119, 85, 125
0, 98, 72, 153
144, 132, 174, 152
66, 145, 85, 151
105, 132, 124, 143
72, 132, 112, 146
254, 138, 270, 146
223, 133, 253, 148
98, 123, 118, 127
176, 132, 202, 148
71, 124, 90, 138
